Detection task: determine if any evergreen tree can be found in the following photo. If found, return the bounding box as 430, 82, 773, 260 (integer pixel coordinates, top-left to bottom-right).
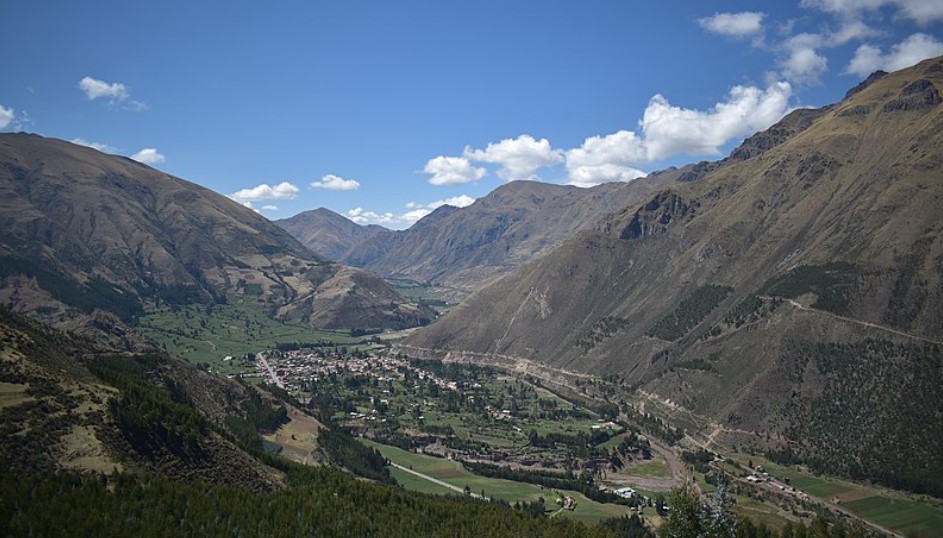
704, 477, 736, 538
660, 481, 703, 538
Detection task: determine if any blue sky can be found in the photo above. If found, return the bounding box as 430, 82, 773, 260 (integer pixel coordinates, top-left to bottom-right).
2, 1, 942, 228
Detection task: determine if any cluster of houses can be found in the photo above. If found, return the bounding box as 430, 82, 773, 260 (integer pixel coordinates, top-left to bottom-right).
245, 351, 418, 393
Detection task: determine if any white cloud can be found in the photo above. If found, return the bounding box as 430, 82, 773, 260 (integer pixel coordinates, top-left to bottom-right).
463, 134, 564, 182
894, 0, 943, 24
801, 0, 943, 25
129, 148, 166, 165
0, 105, 13, 129
261, 205, 279, 211
79, 76, 129, 101
423, 155, 486, 185
641, 82, 794, 161
71, 138, 117, 153
567, 163, 648, 188
402, 209, 432, 223
565, 130, 648, 187
229, 182, 300, 203
347, 206, 434, 227
829, 20, 878, 45
846, 33, 943, 76
310, 173, 361, 191
424, 82, 793, 188
347, 207, 396, 225
407, 194, 477, 210
427, 194, 477, 209
778, 33, 830, 84
698, 12, 766, 38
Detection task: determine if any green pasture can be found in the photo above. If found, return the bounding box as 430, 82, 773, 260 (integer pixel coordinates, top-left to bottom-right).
844, 496, 943, 538
136, 295, 358, 368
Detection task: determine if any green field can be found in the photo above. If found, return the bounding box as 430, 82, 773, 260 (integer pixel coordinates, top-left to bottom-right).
783, 474, 855, 498
844, 496, 943, 538
736, 455, 943, 537
136, 295, 358, 370
624, 460, 670, 479
363, 439, 547, 502
388, 466, 457, 496
362, 439, 631, 523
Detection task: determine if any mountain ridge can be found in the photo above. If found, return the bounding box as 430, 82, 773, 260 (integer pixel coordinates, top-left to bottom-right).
280, 175, 681, 300
276, 207, 387, 261
404, 58, 943, 495
0, 134, 433, 338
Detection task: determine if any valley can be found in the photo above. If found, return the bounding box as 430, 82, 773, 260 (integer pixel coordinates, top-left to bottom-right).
1, 33, 943, 536
202, 331, 943, 535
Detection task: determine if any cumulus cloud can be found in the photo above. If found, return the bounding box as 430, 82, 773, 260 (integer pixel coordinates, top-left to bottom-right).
562, 82, 792, 185
401, 209, 432, 223
428, 194, 476, 209
771, 17, 880, 84
261, 205, 279, 211
423, 155, 486, 185
846, 33, 943, 76
310, 173, 360, 191
71, 138, 117, 153
463, 135, 564, 182
79, 76, 129, 101
801, 0, 943, 25
129, 148, 166, 165
346, 204, 445, 227
829, 20, 878, 44
894, 0, 943, 24
0, 105, 13, 129
698, 12, 766, 38
565, 131, 648, 187
229, 182, 300, 203
777, 33, 830, 84
347, 207, 400, 226
641, 82, 793, 161
425, 82, 793, 188
407, 195, 477, 210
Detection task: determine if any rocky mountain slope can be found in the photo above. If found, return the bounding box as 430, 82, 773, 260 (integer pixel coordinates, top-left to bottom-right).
0, 134, 432, 336
406, 57, 943, 494
282, 176, 677, 300
276, 207, 387, 261
0, 307, 286, 488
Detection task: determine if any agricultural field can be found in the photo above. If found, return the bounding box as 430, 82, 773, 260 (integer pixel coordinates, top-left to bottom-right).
737, 455, 943, 538
386, 279, 452, 314
135, 295, 361, 372
843, 495, 943, 538
361, 439, 633, 523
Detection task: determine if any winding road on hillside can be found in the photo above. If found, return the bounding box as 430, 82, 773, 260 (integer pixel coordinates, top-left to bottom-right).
780, 298, 943, 346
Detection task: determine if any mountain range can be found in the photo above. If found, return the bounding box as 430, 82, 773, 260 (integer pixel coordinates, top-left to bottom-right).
404, 57, 943, 495
280, 173, 682, 299
0, 134, 433, 344
2, 54, 943, 534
